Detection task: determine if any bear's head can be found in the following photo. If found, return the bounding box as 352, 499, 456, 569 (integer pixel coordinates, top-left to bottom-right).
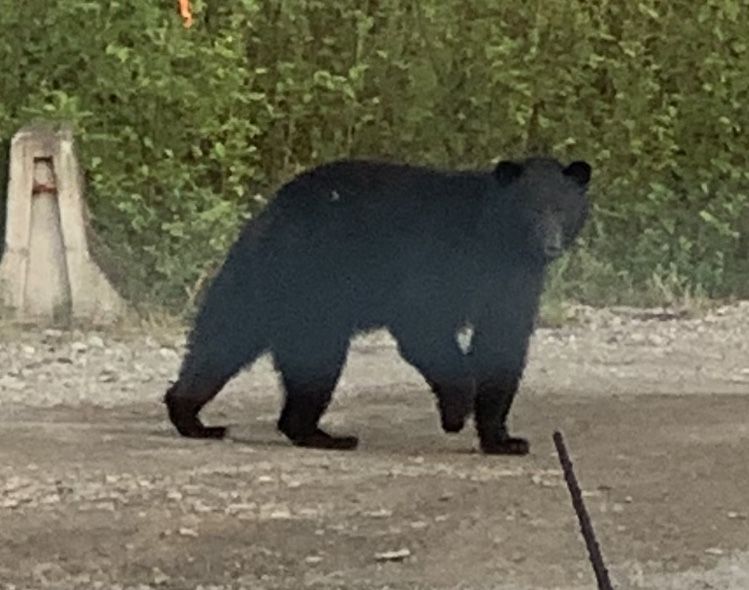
492, 157, 591, 264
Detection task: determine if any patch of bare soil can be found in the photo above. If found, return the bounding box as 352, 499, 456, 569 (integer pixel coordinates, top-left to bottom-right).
1, 302, 748, 589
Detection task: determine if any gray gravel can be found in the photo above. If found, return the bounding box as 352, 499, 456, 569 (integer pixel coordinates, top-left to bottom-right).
1, 303, 748, 590
2, 302, 748, 409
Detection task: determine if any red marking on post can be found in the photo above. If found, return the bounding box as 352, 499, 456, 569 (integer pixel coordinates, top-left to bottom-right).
32, 182, 57, 195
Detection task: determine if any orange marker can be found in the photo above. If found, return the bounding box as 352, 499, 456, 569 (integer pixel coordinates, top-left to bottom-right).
178, 0, 193, 28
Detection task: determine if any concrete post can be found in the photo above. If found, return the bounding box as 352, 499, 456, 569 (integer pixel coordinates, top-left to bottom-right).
0, 124, 126, 325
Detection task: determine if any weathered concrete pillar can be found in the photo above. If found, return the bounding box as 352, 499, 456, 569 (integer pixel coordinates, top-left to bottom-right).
0, 124, 125, 325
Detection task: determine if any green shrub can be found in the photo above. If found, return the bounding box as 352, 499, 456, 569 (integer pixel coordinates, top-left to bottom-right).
0, 0, 746, 312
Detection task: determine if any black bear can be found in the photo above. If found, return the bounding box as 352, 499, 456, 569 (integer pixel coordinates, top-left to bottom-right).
165, 156, 591, 455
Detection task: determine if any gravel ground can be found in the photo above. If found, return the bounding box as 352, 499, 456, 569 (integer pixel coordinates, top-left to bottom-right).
1, 302, 748, 589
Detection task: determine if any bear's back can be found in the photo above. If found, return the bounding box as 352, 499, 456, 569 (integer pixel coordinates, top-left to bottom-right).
240, 160, 496, 323
266, 159, 490, 242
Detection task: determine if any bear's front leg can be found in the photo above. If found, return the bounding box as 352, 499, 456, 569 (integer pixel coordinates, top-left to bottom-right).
470, 308, 534, 456
432, 379, 475, 434
390, 319, 475, 435
473, 371, 529, 455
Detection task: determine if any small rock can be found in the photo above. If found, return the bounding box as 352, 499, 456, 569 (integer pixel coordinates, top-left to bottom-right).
257, 475, 274, 484
4, 476, 24, 491
374, 548, 411, 562
269, 509, 292, 520
41, 493, 61, 505
32, 563, 67, 584
727, 511, 747, 520
0, 376, 25, 391
298, 508, 318, 518
99, 371, 118, 383
647, 334, 667, 347
510, 551, 525, 563
71, 342, 88, 353
363, 509, 392, 519
192, 500, 213, 513
704, 547, 724, 556
152, 568, 170, 585
178, 527, 198, 537
305, 555, 323, 565
159, 347, 178, 360
226, 503, 256, 515
630, 333, 646, 344
88, 335, 105, 348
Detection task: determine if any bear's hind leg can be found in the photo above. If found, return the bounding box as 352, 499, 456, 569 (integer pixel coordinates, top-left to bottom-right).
165, 344, 260, 439
273, 336, 356, 451
165, 369, 233, 439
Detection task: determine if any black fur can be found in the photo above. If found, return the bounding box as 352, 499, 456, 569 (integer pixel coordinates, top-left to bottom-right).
165, 156, 592, 454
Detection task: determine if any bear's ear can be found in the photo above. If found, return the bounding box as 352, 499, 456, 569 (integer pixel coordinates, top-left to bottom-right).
563, 160, 592, 186
493, 160, 524, 184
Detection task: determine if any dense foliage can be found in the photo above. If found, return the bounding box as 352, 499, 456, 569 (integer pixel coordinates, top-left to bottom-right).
1, 0, 747, 310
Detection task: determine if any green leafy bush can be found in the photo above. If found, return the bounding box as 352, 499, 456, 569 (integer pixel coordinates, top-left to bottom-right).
0, 0, 747, 312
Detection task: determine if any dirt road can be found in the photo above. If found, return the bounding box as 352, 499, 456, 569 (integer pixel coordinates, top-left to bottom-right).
1, 303, 748, 589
